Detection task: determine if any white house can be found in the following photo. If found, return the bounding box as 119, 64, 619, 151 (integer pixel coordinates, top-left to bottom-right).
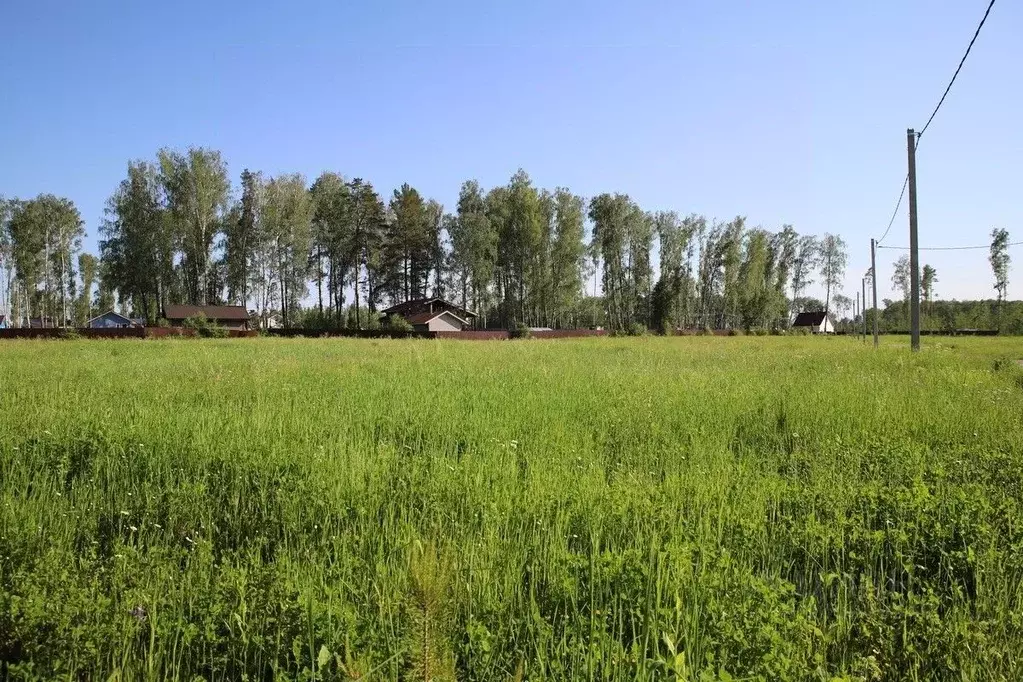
381, 298, 476, 332
406, 310, 471, 333
791, 311, 835, 334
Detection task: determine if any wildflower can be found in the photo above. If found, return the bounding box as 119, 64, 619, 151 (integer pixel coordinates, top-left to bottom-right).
130, 605, 147, 623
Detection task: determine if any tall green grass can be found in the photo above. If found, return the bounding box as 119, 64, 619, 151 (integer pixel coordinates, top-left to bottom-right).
1, 336, 1022, 680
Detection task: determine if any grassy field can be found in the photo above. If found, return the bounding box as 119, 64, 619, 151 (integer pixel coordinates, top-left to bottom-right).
1, 336, 1022, 681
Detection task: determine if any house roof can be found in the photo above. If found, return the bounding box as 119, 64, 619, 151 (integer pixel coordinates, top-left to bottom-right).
792, 311, 829, 327
406, 310, 470, 326
164, 304, 251, 321
87, 310, 134, 325
381, 297, 477, 318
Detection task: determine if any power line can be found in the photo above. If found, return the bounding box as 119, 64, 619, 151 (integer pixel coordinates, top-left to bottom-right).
875, 0, 996, 246
878, 240, 1022, 252
918, 0, 997, 140
877, 174, 909, 244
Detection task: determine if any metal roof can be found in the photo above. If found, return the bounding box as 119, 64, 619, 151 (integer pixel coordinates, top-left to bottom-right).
164, 305, 251, 320
381, 297, 477, 318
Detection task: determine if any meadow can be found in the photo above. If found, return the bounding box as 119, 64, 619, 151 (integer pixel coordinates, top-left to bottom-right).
1, 335, 1022, 681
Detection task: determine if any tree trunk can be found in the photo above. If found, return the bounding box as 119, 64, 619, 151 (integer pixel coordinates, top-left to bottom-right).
353, 260, 361, 329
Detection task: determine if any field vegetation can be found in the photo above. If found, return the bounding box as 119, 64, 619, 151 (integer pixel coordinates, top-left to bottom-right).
2, 336, 1022, 680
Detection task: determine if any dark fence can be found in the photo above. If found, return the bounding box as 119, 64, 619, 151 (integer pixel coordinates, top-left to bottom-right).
0, 327, 145, 340
0, 327, 258, 340
268, 328, 607, 340
144, 328, 257, 338
266, 328, 434, 339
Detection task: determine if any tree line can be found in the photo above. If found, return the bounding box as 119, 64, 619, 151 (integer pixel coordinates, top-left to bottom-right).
0, 146, 1012, 332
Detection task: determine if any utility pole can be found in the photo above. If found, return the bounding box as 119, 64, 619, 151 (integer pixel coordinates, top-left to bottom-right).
861, 277, 867, 343
855, 291, 859, 337
907, 128, 921, 352
871, 239, 879, 347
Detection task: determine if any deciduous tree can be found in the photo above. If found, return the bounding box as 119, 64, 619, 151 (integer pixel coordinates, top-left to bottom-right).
158, 147, 230, 305
818, 233, 847, 317
989, 228, 1011, 329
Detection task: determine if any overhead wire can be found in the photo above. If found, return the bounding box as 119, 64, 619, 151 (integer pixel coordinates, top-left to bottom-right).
877, 240, 1022, 252
876, 174, 909, 245
875, 0, 997, 243
917, 0, 997, 141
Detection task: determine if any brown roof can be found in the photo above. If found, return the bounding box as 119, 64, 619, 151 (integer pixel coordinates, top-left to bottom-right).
164, 305, 251, 321
382, 297, 477, 318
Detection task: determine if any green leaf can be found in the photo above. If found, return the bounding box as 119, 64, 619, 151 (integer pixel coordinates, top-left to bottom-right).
317, 644, 331, 669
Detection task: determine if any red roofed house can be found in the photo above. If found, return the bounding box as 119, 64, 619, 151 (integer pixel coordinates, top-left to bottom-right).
381, 298, 476, 332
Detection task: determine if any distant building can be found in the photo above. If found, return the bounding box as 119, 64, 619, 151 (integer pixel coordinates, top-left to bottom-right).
0, 315, 7, 329
381, 298, 476, 332
87, 310, 139, 329
792, 311, 835, 334
164, 305, 252, 331
28, 317, 62, 329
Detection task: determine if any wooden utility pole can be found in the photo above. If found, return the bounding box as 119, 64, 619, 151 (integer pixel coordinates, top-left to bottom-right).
907, 128, 921, 352
861, 277, 867, 342
871, 239, 879, 347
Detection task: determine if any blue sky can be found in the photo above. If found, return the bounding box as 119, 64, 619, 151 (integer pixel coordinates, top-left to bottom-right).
2, 0, 1020, 302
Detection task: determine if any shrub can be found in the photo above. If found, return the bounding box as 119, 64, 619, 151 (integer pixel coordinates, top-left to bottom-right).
509, 323, 532, 339
727, 328, 744, 337
385, 315, 415, 334
57, 328, 81, 340
156, 318, 171, 328
301, 309, 337, 332
626, 322, 647, 337
182, 313, 229, 338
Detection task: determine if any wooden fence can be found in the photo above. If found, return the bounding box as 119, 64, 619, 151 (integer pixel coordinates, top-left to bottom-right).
0, 327, 257, 340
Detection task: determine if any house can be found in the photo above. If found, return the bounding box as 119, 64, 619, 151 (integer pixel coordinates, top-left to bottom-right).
0, 315, 7, 329
792, 311, 835, 334
87, 310, 140, 329
164, 305, 252, 331
381, 298, 476, 332
29, 317, 62, 328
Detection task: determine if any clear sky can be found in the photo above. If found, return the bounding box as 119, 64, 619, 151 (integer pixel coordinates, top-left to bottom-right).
2, 0, 1019, 303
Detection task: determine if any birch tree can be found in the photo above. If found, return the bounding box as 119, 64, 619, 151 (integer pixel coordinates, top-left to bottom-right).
819, 233, 847, 317
158, 147, 230, 305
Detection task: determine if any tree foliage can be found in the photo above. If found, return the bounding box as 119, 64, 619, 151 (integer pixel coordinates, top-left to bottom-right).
6, 194, 84, 326
10, 147, 987, 335
989, 228, 1011, 329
